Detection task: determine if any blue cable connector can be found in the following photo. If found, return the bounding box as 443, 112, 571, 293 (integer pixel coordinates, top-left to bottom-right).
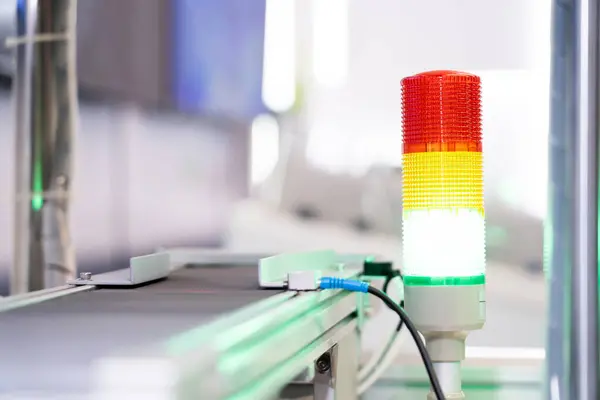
319, 277, 369, 293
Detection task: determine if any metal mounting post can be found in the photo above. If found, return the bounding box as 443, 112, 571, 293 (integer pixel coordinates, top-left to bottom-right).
12, 0, 78, 293
546, 0, 600, 399
280, 328, 359, 400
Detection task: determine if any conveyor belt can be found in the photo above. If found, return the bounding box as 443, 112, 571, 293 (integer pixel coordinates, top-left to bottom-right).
0, 264, 280, 395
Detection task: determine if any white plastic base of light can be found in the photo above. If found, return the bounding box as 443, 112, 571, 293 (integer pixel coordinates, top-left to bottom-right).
428, 361, 465, 400
402, 209, 485, 278
434, 362, 462, 394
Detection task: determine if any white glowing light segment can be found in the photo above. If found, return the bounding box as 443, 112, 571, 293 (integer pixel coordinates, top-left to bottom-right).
402, 209, 486, 278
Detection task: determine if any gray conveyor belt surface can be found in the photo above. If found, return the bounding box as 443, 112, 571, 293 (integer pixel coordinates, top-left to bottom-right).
0, 264, 279, 395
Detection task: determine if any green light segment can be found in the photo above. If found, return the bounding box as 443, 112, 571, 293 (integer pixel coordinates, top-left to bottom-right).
404, 274, 485, 286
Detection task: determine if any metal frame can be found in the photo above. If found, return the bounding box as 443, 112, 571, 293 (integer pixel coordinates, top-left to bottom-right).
280, 327, 359, 400
547, 1, 600, 398
0, 248, 549, 399
0, 283, 93, 312
12, 0, 79, 294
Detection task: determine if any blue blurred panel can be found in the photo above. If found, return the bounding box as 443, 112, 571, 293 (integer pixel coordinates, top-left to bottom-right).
173, 0, 267, 120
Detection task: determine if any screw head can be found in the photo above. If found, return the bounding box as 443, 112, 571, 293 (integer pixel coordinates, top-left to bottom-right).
80, 272, 92, 281
316, 353, 331, 373
55, 175, 68, 187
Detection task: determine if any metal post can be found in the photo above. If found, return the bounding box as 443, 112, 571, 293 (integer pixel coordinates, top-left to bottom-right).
12, 0, 36, 294
12, 0, 78, 294
546, 1, 600, 399
314, 352, 335, 400
330, 328, 358, 400
312, 329, 358, 400
280, 329, 359, 400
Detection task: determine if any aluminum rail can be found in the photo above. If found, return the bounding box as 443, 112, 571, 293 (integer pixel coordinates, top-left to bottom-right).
93, 279, 360, 399
0, 284, 93, 312
0, 252, 366, 398
546, 0, 600, 399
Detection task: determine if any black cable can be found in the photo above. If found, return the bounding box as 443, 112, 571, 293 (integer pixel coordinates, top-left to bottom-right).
367, 285, 445, 400
381, 271, 405, 331
382, 270, 402, 294
382, 274, 393, 294
395, 302, 404, 331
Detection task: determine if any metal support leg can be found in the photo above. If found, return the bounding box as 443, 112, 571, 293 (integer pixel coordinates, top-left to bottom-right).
280, 329, 359, 400
314, 352, 334, 400
314, 329, 359, 400
331, 328, 359, 400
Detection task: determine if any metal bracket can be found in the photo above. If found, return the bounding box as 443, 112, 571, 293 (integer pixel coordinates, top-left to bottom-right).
259, 250, 370, 288
314, 351, 335, 400
5, 33, 69, 48
67, 253, 170, 286
280, 329, 359, 400
159, 247, 274, 270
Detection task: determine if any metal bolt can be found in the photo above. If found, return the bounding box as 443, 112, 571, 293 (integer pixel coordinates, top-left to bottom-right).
55, 175, 68, 187
80, 272, 92, 281
315, 353, 331, 373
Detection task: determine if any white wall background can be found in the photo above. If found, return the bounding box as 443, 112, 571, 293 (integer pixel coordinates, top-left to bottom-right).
302, 0, 550, 219
0, 92, 243, 294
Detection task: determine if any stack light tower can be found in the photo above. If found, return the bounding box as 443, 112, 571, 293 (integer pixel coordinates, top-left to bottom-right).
401, 71, 486, 399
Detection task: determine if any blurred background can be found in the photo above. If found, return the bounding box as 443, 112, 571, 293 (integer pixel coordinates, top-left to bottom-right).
0, 0, 549, 349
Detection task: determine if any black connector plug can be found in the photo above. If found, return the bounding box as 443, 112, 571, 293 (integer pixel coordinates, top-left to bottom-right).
363, 260, 394, 276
